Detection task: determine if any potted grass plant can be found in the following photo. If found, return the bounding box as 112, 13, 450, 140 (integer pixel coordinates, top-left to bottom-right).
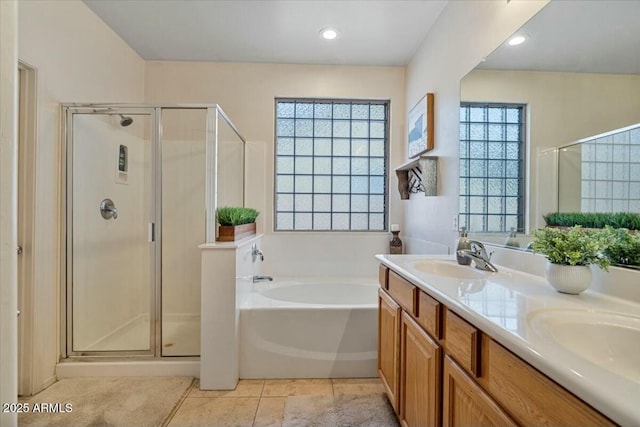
543, 212, 640, 230
530, 226, 614, 294
216, 206, 259, 242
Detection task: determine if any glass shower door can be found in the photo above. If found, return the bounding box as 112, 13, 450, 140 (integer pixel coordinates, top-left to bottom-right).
160, 108, 206, 356
69, 110, 155, 354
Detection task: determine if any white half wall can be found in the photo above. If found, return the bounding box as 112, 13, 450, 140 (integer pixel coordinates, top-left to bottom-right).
199, 235, 262, 390
403, 0, 549, 254
18, 0, 145, 393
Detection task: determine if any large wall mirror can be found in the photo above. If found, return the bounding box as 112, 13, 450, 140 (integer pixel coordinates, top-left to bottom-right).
459, 0, 640, 255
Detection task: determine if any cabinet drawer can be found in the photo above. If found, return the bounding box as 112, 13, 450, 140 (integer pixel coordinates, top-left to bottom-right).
379, 264, 389, 289
388, 270, 416, 314
416, 290, 441, 339
445, 310, 480, 377
481, 339, 615, 427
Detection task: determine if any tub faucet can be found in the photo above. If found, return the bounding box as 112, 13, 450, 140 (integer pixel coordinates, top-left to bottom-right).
252, 275, 273, 283
251, 243, 264, 262
457, 240, 498, 273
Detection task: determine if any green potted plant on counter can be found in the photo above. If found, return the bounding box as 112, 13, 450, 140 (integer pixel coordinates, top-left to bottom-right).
216, 206, 259, 242
530, 226, 614, 294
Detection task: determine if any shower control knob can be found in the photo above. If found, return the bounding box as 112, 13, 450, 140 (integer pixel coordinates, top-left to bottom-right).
100, 198, 118, 220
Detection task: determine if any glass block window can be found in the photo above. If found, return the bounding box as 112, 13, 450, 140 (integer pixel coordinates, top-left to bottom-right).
459, 103, 526, 233
275, 99, 388, 231
580, 123, 640, 212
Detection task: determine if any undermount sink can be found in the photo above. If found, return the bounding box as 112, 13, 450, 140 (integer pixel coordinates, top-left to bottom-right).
410, 259, 487, 280
527, 309, 640, 382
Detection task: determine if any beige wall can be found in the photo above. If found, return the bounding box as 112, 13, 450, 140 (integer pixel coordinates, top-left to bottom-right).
18, 0, 145, 392
145, 62, 406, 275
461, 70, 640, 230
1, 0, 18, 424
403, 0, 549, 254
558, 146, 582, 212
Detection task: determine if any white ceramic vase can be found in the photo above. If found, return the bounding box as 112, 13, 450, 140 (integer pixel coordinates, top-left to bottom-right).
544, 262, 592, 294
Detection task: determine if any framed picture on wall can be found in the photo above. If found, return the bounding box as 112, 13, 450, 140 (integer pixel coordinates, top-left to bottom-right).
407, 93, 434, 158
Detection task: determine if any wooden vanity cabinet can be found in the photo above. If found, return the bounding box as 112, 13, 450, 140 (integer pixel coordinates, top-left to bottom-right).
379, 266, 442, 426
378, 287, 401, 412
443, 356, 517, 427
400, 312, 441, 427
476, 337, 615, 427
378, 263, 617, 427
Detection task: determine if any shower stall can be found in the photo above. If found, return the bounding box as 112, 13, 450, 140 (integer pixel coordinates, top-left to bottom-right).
61, 104, 245, 359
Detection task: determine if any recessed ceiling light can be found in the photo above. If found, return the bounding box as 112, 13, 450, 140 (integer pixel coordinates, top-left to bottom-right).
508, 35, 527, 46
320, 28, 339, 40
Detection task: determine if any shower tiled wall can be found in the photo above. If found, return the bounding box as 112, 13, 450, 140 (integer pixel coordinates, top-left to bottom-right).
581, 124, 640, 212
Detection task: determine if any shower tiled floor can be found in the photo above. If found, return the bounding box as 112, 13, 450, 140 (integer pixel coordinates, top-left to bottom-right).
19, 377, 398, 427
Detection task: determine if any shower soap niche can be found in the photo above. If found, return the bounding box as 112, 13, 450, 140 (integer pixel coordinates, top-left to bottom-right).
115, 144, 128, 185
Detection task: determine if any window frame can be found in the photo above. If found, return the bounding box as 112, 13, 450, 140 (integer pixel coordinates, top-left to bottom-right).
459, 102, 527, 234
273, 97, 390, 232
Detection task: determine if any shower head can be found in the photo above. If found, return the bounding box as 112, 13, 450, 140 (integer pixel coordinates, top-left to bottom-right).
119, 114, 133, 127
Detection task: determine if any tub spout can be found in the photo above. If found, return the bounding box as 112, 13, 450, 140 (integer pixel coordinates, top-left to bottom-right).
252, 275, 273, 283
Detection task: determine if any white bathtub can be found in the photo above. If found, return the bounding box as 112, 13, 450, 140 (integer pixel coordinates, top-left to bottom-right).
239, 278, 379, 379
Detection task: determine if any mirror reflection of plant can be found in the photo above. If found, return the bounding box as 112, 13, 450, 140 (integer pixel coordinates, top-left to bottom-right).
216, 206, 259, 226
601, 226, 640, 266
531, 226, 615, 270
543, 212, 640, 230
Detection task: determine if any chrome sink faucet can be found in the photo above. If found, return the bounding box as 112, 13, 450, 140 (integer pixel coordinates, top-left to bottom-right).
457, 240, 498, 273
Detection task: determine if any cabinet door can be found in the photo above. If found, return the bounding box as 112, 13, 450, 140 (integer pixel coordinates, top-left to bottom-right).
443, 356, 517, 427
379, 288, 401, 412
400, 312, 441, 427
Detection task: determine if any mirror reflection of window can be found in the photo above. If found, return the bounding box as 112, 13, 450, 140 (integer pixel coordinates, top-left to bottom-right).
559, 123, 640, 213
459, 103, 525, 233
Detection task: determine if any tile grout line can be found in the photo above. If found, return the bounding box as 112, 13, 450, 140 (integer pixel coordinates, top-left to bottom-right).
160, 377, 196, 427
251, 380, 266, 427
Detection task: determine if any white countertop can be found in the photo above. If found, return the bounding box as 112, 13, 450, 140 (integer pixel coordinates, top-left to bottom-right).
376, 254, 640, 427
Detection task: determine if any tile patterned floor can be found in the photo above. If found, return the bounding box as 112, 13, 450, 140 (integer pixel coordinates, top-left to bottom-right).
166, 378, 396, 427
18, 377, 396, 427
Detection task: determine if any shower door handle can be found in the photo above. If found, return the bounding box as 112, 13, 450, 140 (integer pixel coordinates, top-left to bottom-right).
148, 223, 155, 242
100, 198, 118, 220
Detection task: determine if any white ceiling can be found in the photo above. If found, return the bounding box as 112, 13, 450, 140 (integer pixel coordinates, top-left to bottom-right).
84, 0, 447, 66
479, 0, 640, 75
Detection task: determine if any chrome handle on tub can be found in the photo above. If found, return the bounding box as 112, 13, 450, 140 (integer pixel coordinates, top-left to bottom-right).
251, 243, 264, 262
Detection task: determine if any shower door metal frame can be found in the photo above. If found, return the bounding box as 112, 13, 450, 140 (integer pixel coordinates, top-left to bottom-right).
60, 103, 246, 359
61, 105, 160, 358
